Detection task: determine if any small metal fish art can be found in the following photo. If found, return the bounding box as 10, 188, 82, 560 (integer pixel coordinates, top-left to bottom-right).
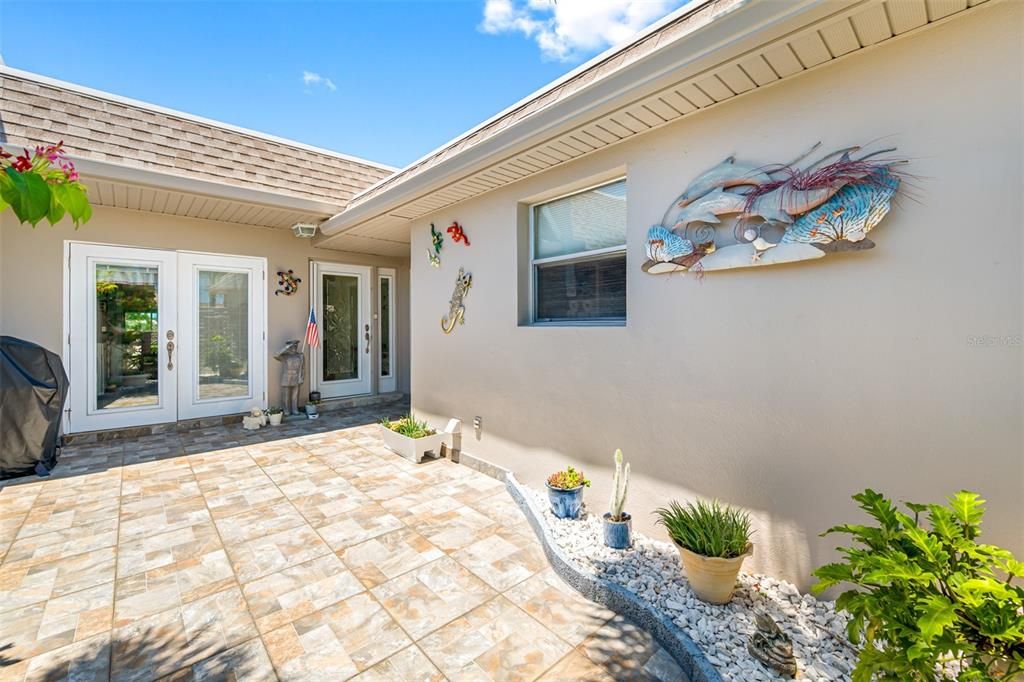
447, 221, 470, 246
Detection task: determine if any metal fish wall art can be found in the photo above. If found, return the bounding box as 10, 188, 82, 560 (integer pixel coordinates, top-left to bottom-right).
643, 143, 906, 275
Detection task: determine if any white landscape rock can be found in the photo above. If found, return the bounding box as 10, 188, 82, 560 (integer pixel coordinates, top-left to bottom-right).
521, 486, 860, 682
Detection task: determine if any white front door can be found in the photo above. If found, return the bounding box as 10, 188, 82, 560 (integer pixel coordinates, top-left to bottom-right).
311, 262, 372, 398
66, 243, 266, 433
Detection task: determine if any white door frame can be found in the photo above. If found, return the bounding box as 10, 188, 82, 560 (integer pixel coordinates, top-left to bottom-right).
310, 261, 373, 398
63, 242, 267, 433
66, 243, 178, 433
378, 267, 397, 394
177, 252, 267, 420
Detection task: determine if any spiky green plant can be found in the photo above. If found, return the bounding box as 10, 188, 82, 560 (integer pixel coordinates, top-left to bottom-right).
655, 499, 751, 559
381, 413, 435, 439
608, 449, 630, 521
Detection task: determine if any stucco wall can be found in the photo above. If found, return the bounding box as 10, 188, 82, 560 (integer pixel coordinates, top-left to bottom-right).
408, 3, 1023, 590
0, 205, 410, 417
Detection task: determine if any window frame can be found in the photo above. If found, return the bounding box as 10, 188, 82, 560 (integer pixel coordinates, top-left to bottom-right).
528, 177, 627, 326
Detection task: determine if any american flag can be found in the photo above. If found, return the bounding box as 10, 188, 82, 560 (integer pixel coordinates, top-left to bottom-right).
304, 307, 320, 348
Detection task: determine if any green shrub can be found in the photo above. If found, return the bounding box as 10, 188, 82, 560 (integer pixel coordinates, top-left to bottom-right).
813, 489, 1024, 681
381, 413, 435, 439
655, 499, 751, 559
546, 466, 591, 490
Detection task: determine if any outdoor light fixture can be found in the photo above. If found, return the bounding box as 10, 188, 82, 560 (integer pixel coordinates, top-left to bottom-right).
291, 222, 318, 238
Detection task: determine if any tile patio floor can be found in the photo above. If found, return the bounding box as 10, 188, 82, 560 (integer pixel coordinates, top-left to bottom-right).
0, 399, 684, 681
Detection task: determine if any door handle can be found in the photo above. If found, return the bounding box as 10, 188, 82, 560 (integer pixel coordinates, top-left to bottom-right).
364, 324, 370, 354
166, 340, 175, 370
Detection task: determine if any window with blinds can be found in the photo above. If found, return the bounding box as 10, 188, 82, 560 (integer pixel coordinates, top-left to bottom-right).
531, 179, 627, 323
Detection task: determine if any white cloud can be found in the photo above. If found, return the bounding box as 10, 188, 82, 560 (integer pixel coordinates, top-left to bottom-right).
301, 70, 336, 92
480, 0, 685, 61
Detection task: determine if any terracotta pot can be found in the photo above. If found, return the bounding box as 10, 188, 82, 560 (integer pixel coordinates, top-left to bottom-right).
674, 541, 753, 604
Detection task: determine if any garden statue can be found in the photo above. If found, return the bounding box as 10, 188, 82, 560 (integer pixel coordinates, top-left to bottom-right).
274, 340, 305, 415
748, 611, 797, 678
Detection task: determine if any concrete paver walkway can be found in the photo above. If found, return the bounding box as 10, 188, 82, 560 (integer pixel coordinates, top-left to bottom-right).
0, 401, 682, 681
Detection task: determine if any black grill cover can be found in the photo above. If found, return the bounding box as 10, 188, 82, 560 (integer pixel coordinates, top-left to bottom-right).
0, 336, 69, 478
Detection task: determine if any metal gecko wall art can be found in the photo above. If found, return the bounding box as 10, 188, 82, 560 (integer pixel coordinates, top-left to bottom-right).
427, 223, 444, 267
447, 221, 470, 246
441, 267, 472, 335
643, 142, 906, 275
274, 270, 301, 296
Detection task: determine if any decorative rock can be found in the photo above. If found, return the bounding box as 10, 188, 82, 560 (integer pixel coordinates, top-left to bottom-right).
748, 611, 798, 678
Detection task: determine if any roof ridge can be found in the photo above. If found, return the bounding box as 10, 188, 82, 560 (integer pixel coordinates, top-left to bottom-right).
0, 64, 398, 172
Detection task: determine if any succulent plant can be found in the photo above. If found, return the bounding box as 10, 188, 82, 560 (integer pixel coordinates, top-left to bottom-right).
546, 466, 591, 490
381, 413, 436, 438
608, 449, 630, 521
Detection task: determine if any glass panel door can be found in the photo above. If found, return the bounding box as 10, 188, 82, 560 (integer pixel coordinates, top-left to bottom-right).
378, 268, 397, 394
312, 262, 372, 398
177, 253, 266, 420
68, 244, 178, 432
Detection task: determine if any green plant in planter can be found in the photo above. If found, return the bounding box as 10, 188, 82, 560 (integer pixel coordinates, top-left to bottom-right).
546, 466, 591, 490
655, 500, 751, 558
267, 407, 283, 415
813, 489, 1024, 681
381, 413, 435, 438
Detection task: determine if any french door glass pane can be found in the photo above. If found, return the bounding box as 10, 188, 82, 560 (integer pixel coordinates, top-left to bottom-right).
380, 278, 391, 377
95, 263, 159, 410
323, 274, 359, 381
197, 270, 249, 400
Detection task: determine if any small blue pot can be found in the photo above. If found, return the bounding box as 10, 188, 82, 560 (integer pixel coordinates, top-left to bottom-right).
547, 484, 585, 519
603, 512, 633, 549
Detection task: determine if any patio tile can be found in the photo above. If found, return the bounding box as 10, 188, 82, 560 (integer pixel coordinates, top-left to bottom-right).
378, 486, 463, 520
113, 548, 235, 627
241, 554, 364, 634
505, 568, 614, 646
288, 485, 372, 527
16, 496, 120, 540
212, 499, 306, 545
338, 527, 445, 588
314, 501, 403, 551
1, 518, 119, 572
121, 461, 198, 499
370, 556, 496, 640
202, 481, 286, 520
577, 614, 686, 681
452, 526, 548, 591
117, 520, 223, 578
467, 489, 531, 527
347, 465, 426, 502
536, 650, 616, 682
434, 474, 506, 506
351, 644, 444, 682
418, 595, 570, 681
404, 504, 499, 553
224, 523, 331, 584
262, 592, 410, 680
160, 637, 277, 681
2, 631, 112, 682
110, 586, 257, 681
119, 495, 211, 541
0, 545, 117, 613
0, 582, 114, 662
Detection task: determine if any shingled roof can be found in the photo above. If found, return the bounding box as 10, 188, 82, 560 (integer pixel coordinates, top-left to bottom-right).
0, 67, 395, 209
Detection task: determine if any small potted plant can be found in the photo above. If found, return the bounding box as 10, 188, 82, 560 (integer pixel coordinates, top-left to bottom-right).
656, 499, 752, 604
267, 407, 283, 426
603, 449, 632, 549
546, 466, 591, 519
305, 400, 320, 419
379, 413, 445, 463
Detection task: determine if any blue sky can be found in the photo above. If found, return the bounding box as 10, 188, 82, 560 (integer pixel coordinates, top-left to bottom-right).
0, 1, 685, 168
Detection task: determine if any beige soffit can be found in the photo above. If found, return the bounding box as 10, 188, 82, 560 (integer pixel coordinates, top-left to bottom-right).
319, 0, 996, 254
0, 65, 396, 220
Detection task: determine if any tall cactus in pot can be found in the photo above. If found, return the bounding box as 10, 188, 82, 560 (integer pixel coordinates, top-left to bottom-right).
604, 449, 633, 549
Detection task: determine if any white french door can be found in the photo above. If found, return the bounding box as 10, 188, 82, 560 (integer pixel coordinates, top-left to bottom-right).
66, 243, 266, 433
310, 262, 372, 398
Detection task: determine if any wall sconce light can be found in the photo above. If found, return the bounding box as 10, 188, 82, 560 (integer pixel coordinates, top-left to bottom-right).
292, 223, 318, 238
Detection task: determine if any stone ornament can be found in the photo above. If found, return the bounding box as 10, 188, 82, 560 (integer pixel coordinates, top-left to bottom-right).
441, 267, 472, 334
748, 611, 798, 678
643, 142, 906, 275
273, 339, 305, 415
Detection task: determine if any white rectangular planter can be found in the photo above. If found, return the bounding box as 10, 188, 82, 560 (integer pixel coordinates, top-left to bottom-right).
379, 425, 446, 463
